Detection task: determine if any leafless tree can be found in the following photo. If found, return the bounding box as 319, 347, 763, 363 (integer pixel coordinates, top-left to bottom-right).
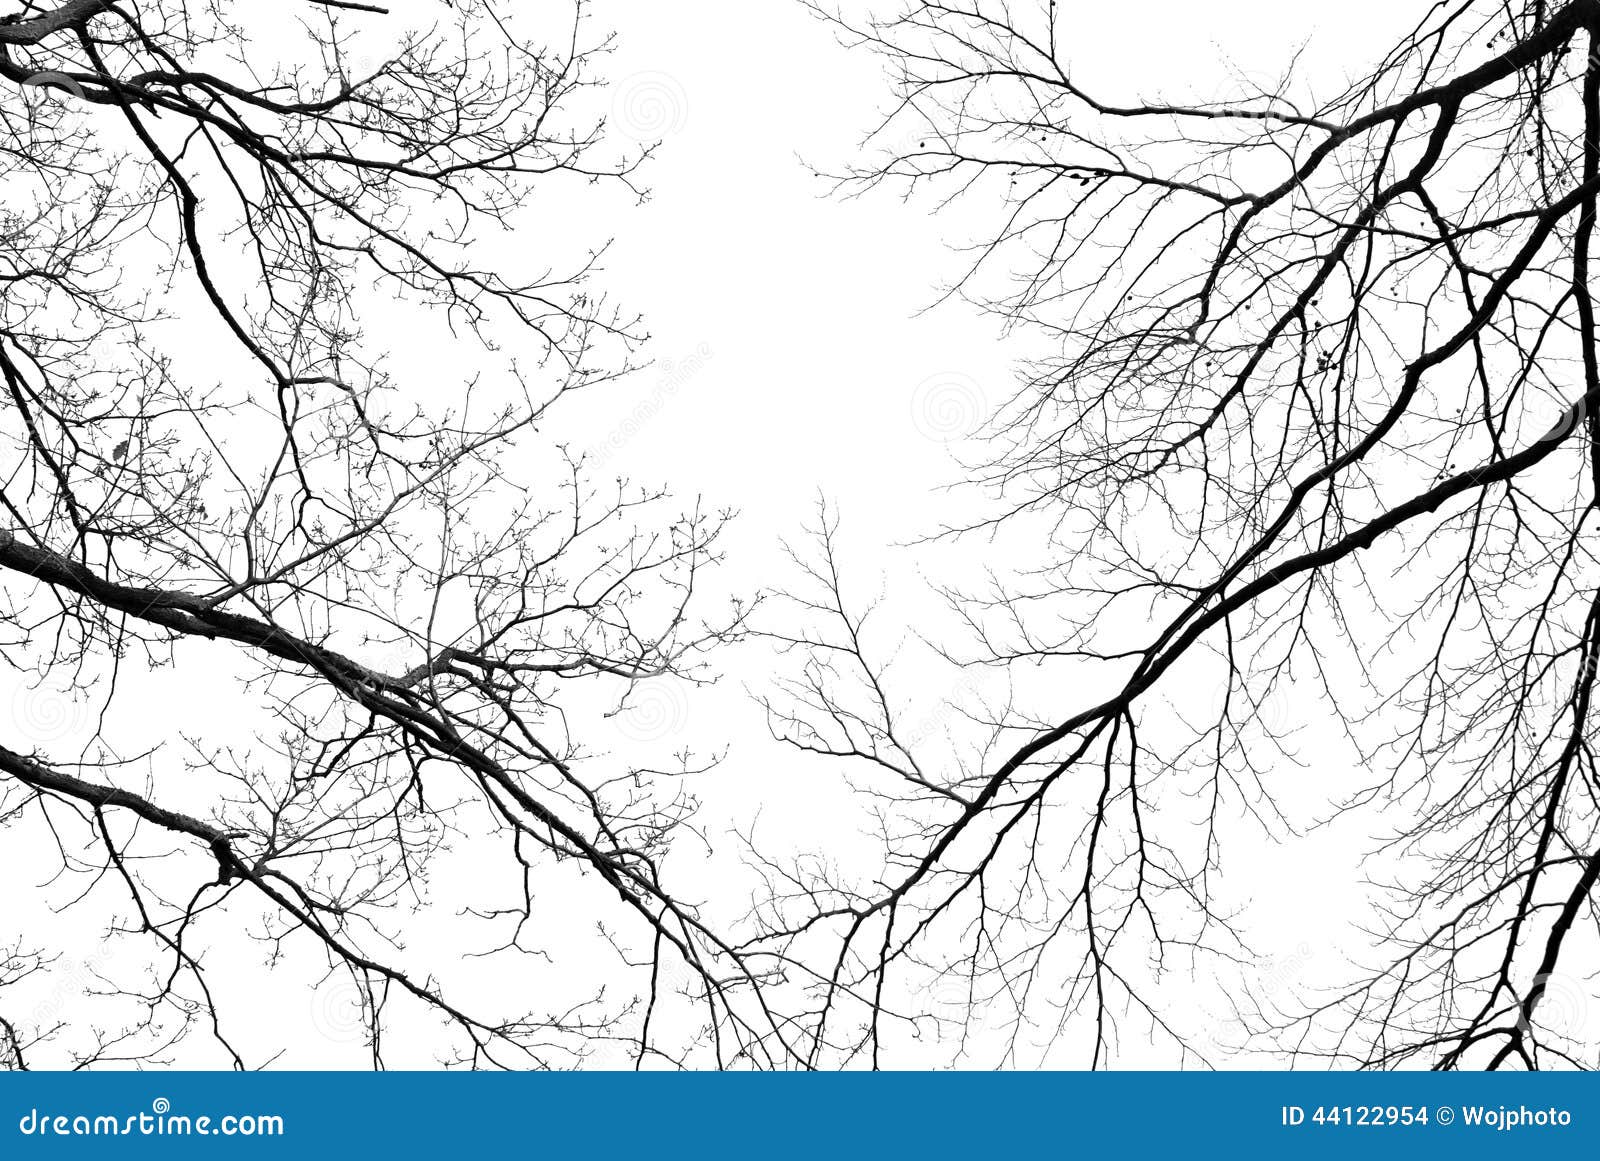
761, 0, 1600, 1069
0, 0, 794, 1069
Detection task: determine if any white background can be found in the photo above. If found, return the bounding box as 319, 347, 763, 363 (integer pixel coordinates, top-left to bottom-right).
0, 0, 1451, 1069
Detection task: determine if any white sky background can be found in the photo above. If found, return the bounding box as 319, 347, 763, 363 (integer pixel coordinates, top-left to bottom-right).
562, 0, 1434, 1067
0, 0, 1461, 1069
